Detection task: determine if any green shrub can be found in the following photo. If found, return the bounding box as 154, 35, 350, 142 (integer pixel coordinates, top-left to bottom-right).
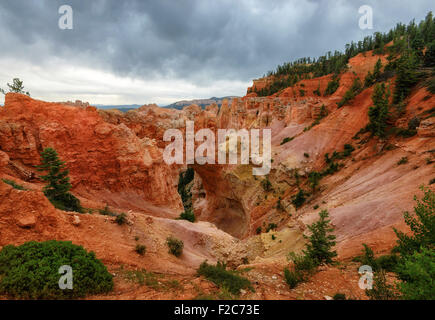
324, 77, 340, 96
1, 178, 26, 190
288, 252, 316, 273
408, 117, 421, 131
167, 237, 184, 257
280, 137, 294, 145
376, 254, 399, 272
284, 267, 303, 289
356, 243, 378, 270
397, 157, 408, 165
266, 223, 278, 232
261, 178, 272, 192
337, 77, 362, 108
308, 171, 321, 193
333, 293, 346, 300
178, 210, 195, 222
115, 213, 127, 225
291, 189, 306, 209
135, 244, 146, 256
256, 226, 262, 234
425, 77, 435, 94
396, 128, 417, 138
197, 261, 253, 295
99, 205, 117, 216
304, 153, 310, 158
0, 240, 113, 299
395, 247, 435, 300
178, 168, 194, 211
366, 270, 397, 300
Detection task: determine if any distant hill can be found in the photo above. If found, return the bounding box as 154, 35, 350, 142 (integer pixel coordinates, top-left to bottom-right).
95, 104, 142, 112
163, 96, 239, 110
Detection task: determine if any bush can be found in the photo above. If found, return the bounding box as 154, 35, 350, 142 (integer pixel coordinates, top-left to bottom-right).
178, 168, 194, 212
337, 77, 362, 108
377, 254, 399, 272
324, 77, 340, 96
357, 243, 377, 269
397, 157, 408, 165
1, 178, 26, 190
256, 227, 262, 234
284, 267, 303, 289
178, 210, 195, 222
280, 137, 294, 145
0, 240, 113, 299
261, 178, 272, 192
99, 205, 117, 216
115, 213, 127, 225
333, 293, 346, 300
408, 117, 421, 131
197, 261, 253, 295
167, 237, 184, 257
291, 189, 306, 209
135, 244, 146, 256
366, 270, 397, 300
288, 252, 316, 273
396, 128, 417, 138
266, 223, 277, 232
425, 77, 435, 94
395, 247, 435, 300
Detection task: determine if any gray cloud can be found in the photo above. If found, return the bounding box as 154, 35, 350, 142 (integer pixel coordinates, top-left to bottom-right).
0, 0, 433, 104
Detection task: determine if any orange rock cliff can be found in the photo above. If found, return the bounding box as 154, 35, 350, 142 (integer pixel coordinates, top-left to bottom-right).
0, 50, 434, 300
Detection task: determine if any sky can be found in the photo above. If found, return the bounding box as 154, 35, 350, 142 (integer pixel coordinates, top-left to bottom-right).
0, 0, 433, 106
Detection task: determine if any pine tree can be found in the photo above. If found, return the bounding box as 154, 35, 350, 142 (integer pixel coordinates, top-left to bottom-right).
36, 147, 81, 212
0, 78, 30, 96
424, 40, 435, 67
303, 210, 337, 265
368, 83, 391, 138
393, 186, 435, 257
393, 52, 420, 104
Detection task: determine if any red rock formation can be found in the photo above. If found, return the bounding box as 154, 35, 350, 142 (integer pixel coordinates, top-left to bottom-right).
0, 93, 183, 215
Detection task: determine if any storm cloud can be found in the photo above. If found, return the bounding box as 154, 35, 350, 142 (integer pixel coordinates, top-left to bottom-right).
0, 0, 433, 104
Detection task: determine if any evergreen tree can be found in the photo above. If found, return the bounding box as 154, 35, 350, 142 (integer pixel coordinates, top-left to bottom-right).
368, 83, 391, 138
424, 40, 435, 67
303, 210, 337, 265
393, 186, 435, 257
393, 52, 420, 104
36, 148, 82, 212
0, 78, 30, 96
365, 59, 383, 87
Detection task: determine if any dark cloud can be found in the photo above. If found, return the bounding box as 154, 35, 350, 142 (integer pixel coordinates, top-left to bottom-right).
0, 0, 433, 100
